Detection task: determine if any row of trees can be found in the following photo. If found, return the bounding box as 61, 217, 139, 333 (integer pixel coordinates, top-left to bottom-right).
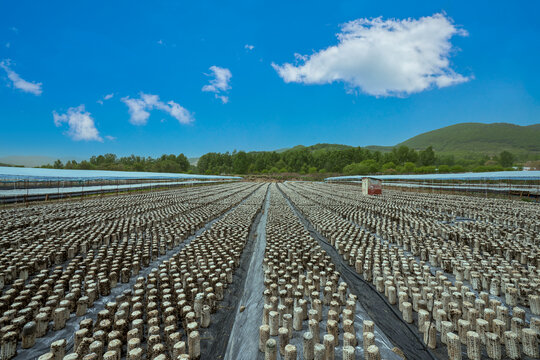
45, 154, 191, 173
197, 146, 516, 175
45, 146, 517, 176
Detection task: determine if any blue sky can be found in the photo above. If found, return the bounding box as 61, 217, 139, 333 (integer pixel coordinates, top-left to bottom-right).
0, 0, 539, 160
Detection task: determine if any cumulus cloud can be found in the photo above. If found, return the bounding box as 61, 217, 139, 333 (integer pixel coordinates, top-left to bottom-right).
0, 59, 43, 95
53, 105, 103, 142
245, 44, 254, 50
121, 92, 194, 125
121, 97, 150, 125
272, 13, 469, 96
164, 100, 194, 123
202, 66, 232, 103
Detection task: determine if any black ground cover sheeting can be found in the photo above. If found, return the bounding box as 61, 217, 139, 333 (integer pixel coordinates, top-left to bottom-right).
199, 185, 269, 359
224, 187, 270, 360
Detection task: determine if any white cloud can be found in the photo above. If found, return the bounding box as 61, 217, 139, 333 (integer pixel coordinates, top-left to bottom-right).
53, 105, 103, 142
216, 95, 229, 104
202, 66, 232, 103
121, 92, 194, 125
162, 100, 194, 124
121, 97, 151, 125
157, 39, 164, 46
202, 66, 232, 92
214, 94, 229, 103
0, 59, 43, 95
105, 135, 116, 141
245, 44, 254, 50
272, 13, 469, 97
97, 93, 114, 104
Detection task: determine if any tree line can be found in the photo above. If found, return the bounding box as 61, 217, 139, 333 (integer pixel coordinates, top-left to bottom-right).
197, 146, 516, 175
45, 154, 191, 173
44, 145, 518, 176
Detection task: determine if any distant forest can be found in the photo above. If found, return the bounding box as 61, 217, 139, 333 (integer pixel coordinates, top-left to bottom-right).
43, 145, 520, 176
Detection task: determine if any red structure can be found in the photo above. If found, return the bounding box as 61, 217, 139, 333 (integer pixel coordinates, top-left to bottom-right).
362, 177, 382, 195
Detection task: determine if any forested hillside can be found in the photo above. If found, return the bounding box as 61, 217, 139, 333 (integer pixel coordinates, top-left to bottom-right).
41, 122, 539, 176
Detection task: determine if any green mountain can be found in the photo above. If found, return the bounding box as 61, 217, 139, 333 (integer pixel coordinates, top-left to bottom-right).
259, 123, 540, 158
287, 143, 353, 152
364, 145, 393, 152
270, 123, 539, 162
398, 123, 540, 155
274, 147, 292, 153
245, 143, 353, 155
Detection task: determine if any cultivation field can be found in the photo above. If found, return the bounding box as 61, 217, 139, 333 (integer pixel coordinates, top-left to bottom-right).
0, 182, 538, 359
